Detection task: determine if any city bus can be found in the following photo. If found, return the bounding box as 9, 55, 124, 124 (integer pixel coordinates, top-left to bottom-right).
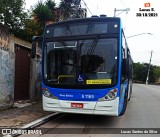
31, 16, 133, 116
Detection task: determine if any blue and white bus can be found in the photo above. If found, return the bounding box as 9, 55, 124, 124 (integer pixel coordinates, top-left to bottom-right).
31, 16, 133, 116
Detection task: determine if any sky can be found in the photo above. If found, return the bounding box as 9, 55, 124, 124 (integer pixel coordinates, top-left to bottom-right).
25, 0, 160, 66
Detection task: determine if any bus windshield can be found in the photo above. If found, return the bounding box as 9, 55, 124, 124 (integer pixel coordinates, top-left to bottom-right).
45, 21, 118, 37
43, 37, 118, 88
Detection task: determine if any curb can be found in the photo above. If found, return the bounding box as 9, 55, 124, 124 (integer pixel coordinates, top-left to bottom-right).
21, 112, 59, 129
2, 112, 60, 137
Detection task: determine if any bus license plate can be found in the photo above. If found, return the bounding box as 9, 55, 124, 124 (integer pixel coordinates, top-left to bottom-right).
71, 103, 83, 108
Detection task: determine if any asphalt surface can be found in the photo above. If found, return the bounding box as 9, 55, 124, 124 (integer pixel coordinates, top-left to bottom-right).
21, 84, 160, 137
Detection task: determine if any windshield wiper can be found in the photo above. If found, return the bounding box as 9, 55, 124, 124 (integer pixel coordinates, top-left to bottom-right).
86, 35, 99, 66
57, 37, 74, 59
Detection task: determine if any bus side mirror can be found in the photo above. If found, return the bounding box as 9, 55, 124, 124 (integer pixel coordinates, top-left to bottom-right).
31, 36, 42, 59
122, 58, 129, 76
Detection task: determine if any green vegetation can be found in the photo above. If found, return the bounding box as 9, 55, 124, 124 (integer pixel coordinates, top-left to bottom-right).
58, 0, 74, 20
32, 0, 55, 33
0, 0, 26, 32
133, 62, 160, 84
1, 0, 160, 81
0, 0, 81, 42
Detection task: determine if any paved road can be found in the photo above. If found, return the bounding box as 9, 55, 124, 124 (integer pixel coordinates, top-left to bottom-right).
27, 84, 160, 137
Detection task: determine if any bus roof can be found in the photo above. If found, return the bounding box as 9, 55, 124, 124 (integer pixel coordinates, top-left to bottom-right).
46, 17, 121, 27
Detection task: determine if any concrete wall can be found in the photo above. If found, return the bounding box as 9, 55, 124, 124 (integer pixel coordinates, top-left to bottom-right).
0, 24, 15, 108
29, 41, 42, 101
0, 50, 15, 108
0, 24, 42, 108
29, 59, 42, 101
12, 36, 32, 50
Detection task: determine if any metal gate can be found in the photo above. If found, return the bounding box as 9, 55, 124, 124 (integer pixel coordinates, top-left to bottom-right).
14, 45, 30, 101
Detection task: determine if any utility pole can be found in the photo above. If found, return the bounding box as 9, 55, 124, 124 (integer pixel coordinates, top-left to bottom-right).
146, 50, 153, 84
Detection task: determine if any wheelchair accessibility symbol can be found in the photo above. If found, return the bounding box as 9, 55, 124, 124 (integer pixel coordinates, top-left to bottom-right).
78, 74, 84, 82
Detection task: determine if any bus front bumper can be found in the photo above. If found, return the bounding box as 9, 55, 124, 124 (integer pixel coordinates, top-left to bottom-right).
43, 95, 119, 116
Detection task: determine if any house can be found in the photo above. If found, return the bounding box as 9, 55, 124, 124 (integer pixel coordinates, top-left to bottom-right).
0, 24, 41, 108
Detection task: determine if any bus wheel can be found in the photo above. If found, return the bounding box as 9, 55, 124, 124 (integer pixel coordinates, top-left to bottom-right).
128, 84, 132, 101
119, 90, 128, 116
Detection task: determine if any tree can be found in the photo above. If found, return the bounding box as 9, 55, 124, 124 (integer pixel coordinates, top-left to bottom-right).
14, 0, 57, 42
58, 0, 73, 20
133, 62, 148, 83
133, 62, 160, 84
14, 18, 41, 42
46, 0, 56, 13
58, 0, 82, 20
0, 0, 27, 33
32, 0, 55, 33
153, 66, 160, 83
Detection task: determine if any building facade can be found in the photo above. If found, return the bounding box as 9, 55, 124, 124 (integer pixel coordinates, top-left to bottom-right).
0, 24, 41, 108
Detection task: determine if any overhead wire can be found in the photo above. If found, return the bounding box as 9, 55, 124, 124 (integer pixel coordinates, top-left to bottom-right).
119, 0, 129, 30
81, 0, 93, 16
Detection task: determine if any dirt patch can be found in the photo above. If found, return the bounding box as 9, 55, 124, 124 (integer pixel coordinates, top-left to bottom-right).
0, 102, 52, 128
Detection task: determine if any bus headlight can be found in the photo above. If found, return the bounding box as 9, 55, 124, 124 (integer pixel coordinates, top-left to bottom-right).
98, 88, 118, 101
42, 88, 57, 99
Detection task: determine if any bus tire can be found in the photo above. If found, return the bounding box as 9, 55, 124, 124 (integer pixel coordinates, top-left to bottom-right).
119, 90, 128, 116
128, 84, 132, 101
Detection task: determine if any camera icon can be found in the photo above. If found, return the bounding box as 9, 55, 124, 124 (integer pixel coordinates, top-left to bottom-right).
144, 3, 150, 7
2, 129, 11, 135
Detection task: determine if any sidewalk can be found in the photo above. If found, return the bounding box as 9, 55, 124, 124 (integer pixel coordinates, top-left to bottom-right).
0, 101, 52, 128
